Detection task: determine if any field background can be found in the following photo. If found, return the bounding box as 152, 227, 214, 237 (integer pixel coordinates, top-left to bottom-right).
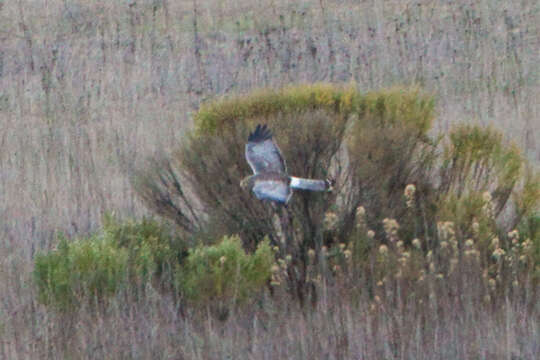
0, 0, 538, 358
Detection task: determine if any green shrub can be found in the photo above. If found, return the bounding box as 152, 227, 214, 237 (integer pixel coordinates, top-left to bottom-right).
347, 86, 438, 240
34, 234, 129, 310
34, 216, 186, 310
177, 235, 273, 304
134, 84, 436, 248
513, 170, 540, 228
133, 84, 358, 250
102, 214, 188, 286
194, 83, 361, 135
133, 83, 537, 303
434, 125, 539, 251
439, 124, 524, 218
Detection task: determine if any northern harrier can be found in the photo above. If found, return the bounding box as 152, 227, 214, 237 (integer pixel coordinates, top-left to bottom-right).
240, 124, 333, 204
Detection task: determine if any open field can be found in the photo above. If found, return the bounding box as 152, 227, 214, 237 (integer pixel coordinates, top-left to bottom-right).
0, 1, 539, 359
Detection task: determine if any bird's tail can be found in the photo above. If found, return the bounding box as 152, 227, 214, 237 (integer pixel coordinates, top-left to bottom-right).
290, 177, 334, 192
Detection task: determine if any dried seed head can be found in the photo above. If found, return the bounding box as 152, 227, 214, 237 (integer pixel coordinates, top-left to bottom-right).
404, 184, 416, 207
482, 192, 495, 218
412, 238, 421, 249
382, 218, 400, 240
508, 229, 519, 242
323, 212, 339, 231
356, 206, 366, 219
492, 248, 506, 260
404, 184, 416, 197
367, 230, 375, 239
379, 245, 388, 255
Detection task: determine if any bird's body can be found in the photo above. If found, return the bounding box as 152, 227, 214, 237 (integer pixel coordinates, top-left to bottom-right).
240, 124, 332, 204
242, 172, 292, 203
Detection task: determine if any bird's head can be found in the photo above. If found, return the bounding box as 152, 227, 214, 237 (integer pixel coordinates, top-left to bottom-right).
240, 176, 254, 191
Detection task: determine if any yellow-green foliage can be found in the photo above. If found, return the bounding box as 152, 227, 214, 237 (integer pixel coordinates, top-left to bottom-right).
360, 86, 435, 136
102, 215, 187, 282
34, 234, 129, 310
194, 83, 434, 137
194, 83, 361, 135
514, 170, 540, 221
437, 192, 495, 246
440, 125, 523, 200
177, 235, 273, 304
34, 216, 184, 310
438, 125, 528, 231
348, 86, 436, 171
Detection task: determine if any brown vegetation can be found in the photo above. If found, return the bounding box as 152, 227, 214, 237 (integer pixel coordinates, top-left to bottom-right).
1, 1, 539, 359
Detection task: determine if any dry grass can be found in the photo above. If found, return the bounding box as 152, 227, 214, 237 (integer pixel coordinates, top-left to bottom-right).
0, 0, 539, 358
2, 268, 539, 359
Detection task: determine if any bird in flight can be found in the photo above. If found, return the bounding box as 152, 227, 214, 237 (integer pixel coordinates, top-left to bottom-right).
240, 124, 333, 204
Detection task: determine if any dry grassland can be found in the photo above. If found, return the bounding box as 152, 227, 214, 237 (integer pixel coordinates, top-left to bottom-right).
0, 1, 538, 359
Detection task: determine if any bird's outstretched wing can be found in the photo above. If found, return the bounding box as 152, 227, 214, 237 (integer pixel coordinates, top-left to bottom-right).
245, 124, 286, 174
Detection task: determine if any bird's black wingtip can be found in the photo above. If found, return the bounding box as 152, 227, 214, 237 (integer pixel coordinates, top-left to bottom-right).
248, 123, 273, 142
